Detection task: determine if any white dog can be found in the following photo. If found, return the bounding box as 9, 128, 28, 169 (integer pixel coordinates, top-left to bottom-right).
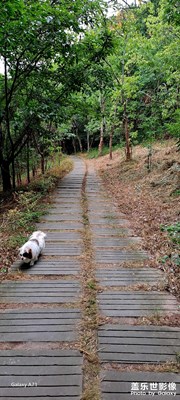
19, 231, 46, 266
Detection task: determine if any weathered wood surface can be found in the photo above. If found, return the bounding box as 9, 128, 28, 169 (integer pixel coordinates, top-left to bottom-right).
100, 371, 180, 400
98, 291, 179, 317
1, 157, 180, 400
37, 222, 83, 230
0, 308, 80, 341
99, 324, 180, 363
12, 258, 81, 275
0, 280, 80, 303
96, 268, 164, 285
0, 350, 83, 399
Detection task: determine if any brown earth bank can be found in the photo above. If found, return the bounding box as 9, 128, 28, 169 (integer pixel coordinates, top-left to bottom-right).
88, 140, 180, 300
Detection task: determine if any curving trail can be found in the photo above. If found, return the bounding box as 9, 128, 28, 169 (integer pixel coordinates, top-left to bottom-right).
0, 157, 179, 399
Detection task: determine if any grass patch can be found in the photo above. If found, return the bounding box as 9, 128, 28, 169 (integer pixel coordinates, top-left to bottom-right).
87, 145, 121, 159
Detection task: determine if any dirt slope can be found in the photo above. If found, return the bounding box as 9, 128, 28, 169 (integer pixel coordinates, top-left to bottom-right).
89, 140, 180, 299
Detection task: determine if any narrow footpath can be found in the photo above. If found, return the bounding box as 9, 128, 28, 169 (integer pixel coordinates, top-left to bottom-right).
0, 157, 179, 400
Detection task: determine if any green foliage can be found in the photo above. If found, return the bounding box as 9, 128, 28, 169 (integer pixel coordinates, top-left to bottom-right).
0, 0, 107, 191
29, 176, 57, 194
160, 222, 180, 267
87, 144, 121, 158
7, 234, 29, 248
161, 222, 180, 245
17, 191, 41, 211
87, 279, 96, 290
165, 109, 180, 138
0, 0, 179, 179
3, 191, 46, 232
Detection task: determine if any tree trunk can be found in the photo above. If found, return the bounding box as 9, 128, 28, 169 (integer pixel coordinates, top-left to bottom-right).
76, 133, 82, 152
32, 166, 36, 177
98, 119, 104, 156
124, 116, 132, 161
109, 126, 114, 160
27, 140, 30, 183
1, 160, 12, 191
87, 132, 90, 152
11, 157, 16, 189
5, 54, 15, 189
17, 171, 22, 186
109, 102, 118, 160
41, 154, 45, 174
72, 138, 76, 154
98, 92, 105, 156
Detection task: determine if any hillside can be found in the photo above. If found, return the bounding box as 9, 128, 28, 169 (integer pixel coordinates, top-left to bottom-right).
89, 140, 180, 300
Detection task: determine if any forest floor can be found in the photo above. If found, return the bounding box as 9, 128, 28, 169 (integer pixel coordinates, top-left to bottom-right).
87, 139, 180, 301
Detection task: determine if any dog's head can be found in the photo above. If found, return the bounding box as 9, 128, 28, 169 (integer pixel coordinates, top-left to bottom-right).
19, 248, 32, 263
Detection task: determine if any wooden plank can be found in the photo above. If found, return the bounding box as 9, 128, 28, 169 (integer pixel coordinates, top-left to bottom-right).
0, 386, 81, 397
98, 291, 179, 316
0, 365, 81, 374
99, 304, 178, 309
0, 281, 80, 303
99, 344, 180, 354
96, 269, 162, 276
45, 244, 82, 249
99, 337, 179, 345
20, 269, 79, 275
99, 310, 178, 317
39, 232, 82, 239
0, 375, 81, 386
98, 291, 178, 300
0, 308, 80, 342
100, 353, 177, 363
99, 325, 180, 336
0, 397, 79, 400
42, 211, 82, 222
12, 258, 81, 275
0, 321, 77, 327
0, 308, 80, 320
89, 218, 130, 226
0, 349, 82, 363
100, 370, 180, 400
0, 297, 78, 303
0, 332, 76, 341
37, 222, 83, 230
44, 249, 82, 256
92, 227, 131, 235
93, 238, 141, 246
97, 278, 163, 286
13, 259, 81, 266
98, 324, 180, 363
0, 320, 77, 326
0, 349, 83, 398
101, 370, 180, 382
95, 253, 148, 262
42, 215, 82, 221
0, 280, 79, 287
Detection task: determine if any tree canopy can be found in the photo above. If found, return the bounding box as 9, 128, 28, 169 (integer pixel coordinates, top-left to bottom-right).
0, 0, 179, 191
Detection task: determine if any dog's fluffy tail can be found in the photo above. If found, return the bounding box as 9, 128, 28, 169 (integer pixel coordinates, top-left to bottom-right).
30, 231, 47, 240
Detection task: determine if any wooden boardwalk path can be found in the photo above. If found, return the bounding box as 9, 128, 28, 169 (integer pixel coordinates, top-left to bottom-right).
0, 157, 179, 399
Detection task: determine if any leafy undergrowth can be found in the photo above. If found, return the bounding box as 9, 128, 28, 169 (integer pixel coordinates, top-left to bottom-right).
91, 140, 180, 299
0, 157, 73, 277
